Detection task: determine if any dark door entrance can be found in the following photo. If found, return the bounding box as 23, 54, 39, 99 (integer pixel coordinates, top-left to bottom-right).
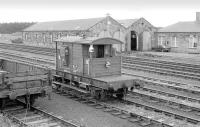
131, 31, 137, 50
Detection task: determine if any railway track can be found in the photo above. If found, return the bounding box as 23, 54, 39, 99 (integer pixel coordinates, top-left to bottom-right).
1, 42, 200, 80
124, 72, 200, 94
123, 56, 200, 69
0, 50, 55, 70
0, 43, 55, 56
124, 72, 200, 105
1, 100, 79, 127
1, 46, 200, 126
123, 56, 200, 80
53, 85, 199, 127
122, 72, 200, 124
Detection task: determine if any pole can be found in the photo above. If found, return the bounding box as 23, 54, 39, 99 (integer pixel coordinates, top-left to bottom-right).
55, 41, 58, 74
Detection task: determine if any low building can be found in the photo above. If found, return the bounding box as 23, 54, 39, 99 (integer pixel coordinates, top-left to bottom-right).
22, 15, 155, 52
155, 12, 200, 53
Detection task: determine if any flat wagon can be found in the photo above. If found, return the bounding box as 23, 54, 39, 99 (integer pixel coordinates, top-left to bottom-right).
0, 65, 52, 108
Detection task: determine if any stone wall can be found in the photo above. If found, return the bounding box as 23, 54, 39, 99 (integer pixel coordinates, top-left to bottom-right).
125, 18, 156, 51
22, 31, 89, 48
22, 17, 155, 52
155, 32, 200, 53
22, 16, 126, 51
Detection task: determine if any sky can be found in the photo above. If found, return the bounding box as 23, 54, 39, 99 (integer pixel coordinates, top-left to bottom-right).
0, 0, 200, 27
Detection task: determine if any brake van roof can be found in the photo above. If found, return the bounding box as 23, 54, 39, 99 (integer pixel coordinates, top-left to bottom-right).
55, 37, 123, 45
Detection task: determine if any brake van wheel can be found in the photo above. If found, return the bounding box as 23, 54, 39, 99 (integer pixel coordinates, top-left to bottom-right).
99, 90, 107, 101
90, 87, 96, 97
0, 98, 6, 110
116, 94, 124, 100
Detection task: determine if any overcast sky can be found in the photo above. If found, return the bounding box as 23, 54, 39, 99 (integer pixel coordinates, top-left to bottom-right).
0, 0, 200, 27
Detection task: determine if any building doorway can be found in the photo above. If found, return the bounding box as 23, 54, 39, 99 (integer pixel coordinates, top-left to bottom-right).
131, 31, 137, 50
142, 31, 151, 51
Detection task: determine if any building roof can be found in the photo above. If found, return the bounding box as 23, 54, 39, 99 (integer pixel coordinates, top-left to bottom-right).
158, 21, 200, 33
24, 17, 104, 31
117, 19, 139, 28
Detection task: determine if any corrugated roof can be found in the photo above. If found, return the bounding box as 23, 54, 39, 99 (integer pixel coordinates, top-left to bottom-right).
158, 21, 200, 32
24, 17, 104, 31
117, 19, 139, 28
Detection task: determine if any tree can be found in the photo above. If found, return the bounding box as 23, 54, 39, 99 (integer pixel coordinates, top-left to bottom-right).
0, 22, 35, 34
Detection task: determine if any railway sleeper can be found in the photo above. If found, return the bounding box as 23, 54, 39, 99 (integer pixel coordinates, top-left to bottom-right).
128, 114, 141, 123
138, 119, 152, 127
174, 115, 186, 121
138, 81, 200, 102
186, 118, 200, 125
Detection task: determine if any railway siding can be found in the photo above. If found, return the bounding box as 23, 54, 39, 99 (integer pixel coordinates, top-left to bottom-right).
126, 95, 200, 124
55, 85, 200, 127
2, 100, 80, 127
131, 89, 200, 113
124, 71, 200, 92
123, 56, 200, 80
0, 43, 200, 127
141, 83, 200, 102
0, 43, 55, 56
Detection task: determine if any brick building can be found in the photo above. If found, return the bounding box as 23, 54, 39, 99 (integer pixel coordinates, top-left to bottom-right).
155, 12, 200, 53
23, 15, 155, 52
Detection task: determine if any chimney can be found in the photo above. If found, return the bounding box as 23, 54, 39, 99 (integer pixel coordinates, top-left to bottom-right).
196, 12, 200, 23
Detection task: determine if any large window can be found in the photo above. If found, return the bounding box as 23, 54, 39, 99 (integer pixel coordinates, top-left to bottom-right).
158, 36, 165, 45
171, 36, 177, 47
189, 35, 197, 48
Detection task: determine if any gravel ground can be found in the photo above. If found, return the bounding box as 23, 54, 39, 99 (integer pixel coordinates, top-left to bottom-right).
0, 114, 17, 127
35, 93, 138, 127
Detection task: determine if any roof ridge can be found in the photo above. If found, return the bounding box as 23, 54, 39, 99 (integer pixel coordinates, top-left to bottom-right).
23, 17, 106, 31
37, 17, 105, 24
158, 21, 200, 33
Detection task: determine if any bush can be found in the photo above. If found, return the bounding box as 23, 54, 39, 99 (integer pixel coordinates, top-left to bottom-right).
11, 38, 23, 44
152, 45, 171, 52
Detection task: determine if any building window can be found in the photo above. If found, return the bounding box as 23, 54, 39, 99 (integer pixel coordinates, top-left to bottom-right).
158, 36, 165, 45
43, 33, 46, 43
199, 36, 200, 44
25, 33, 28, 40
35, 34, 38, 39
189, 35, 197, 48
50, 33, 53, 42
97, 45, 104, 58
57, 33, 62, 39
171, 36, 177, 47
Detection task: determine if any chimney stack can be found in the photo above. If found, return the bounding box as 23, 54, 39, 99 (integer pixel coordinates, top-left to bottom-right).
196, 12, 200, 23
